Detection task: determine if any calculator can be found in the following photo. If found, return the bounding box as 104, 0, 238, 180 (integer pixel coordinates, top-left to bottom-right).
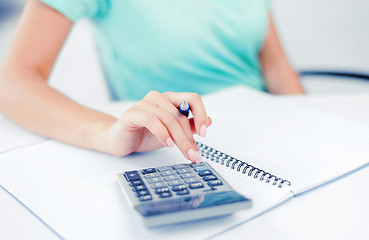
117, 162, 252, 227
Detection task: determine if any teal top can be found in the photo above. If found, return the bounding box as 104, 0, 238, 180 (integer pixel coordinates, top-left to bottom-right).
41, 0, 270, 100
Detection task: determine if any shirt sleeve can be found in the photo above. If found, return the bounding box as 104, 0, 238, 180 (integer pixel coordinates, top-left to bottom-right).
40, 0, 109, 22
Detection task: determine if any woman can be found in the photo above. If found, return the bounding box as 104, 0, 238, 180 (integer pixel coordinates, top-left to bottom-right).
0, 0, 304, 163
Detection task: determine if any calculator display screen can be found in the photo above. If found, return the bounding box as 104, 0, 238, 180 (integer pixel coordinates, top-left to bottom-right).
135, 191, 250, 217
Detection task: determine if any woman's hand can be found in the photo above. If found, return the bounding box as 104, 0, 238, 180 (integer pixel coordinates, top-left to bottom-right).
104, 91, 212, 163
0, 1, 210, 162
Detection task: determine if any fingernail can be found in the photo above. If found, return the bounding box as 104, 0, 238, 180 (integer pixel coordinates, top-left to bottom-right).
200, 125, 207, 137
166, 138, 174, 148
187, 149, 201, 163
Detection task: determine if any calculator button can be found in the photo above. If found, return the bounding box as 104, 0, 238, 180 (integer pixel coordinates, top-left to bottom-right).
147, 177, 164, 183
167, 180, 183, 186
176, 168, 192, 174
172, 184, 187, 191
133, 185, 147, 191
207, 180, 223, 186
144, 172, 160, 178
160, 170, 177, 176
142, 168, 156, 174
173, 164, 190, 169
163, 175, 180, 181
184, 177, 200, 184
157, 166, 173, 172
203, 175, 218, 181
176, 189, 190, 195
139, 195, 152, 201
136, 190, 150, 197
190, 163, 206, 168
154, 187, 170, 194
189, 182, 204, 189
158, 192, 172, 198
180, 172, 196, 179
125, 171, 141, 181
198, 170, 213, 177
193, 166, 209, 172
150, 182, 167, 189
130, 179, 144, 186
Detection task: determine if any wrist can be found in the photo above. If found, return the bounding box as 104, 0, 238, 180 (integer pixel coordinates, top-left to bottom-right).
91, 117, 119, 154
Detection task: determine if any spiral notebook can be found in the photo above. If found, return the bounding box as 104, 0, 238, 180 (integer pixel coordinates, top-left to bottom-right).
1, 86, 369, 239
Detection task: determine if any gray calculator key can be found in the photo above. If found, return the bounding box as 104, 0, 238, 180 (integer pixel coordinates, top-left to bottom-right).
144, 172, 160, 178
154, 187, 170, 194
150, 182, 167, 188
172, 184, 187, 192
184, 177, 200, 184
189, 182, 204, 189
133, 185, 147, 191
173, 164, 190, 169
167, 179, 183, 186
176, 189, 190, 195
207, 180, 223, 186
190, 163, 206, 168
136, 190, 150, 196
158, 192, 172, 198
180, 172, 196, 179
130, 179, 144, 186
142, 168, 156, 174
164, 175, 180, 181
138, 195, 152, 201
160, 170, 177, 176
176, 168, 192, 174
193, 166, 209, 172
157, 166, 173, 172
147, 177, 164, 183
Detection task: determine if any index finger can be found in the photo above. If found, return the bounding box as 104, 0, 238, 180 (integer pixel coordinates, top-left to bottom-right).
164, 92, 209, 137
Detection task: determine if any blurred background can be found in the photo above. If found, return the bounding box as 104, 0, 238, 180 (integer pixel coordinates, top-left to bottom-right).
0, 0, 25, 60
1, 0, 369, 102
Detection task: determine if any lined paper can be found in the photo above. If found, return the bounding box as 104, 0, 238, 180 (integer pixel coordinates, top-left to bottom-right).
0, 87, 293, 239
2, 86, 368, 239
0, 141, 291, 240
201, 91, 369, 193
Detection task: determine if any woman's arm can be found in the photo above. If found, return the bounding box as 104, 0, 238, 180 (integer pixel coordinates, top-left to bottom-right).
259, 15, 305, 94
0, 0, 208, 162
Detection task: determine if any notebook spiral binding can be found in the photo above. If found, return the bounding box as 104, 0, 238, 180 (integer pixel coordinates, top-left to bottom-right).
196, 142, 292, 188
